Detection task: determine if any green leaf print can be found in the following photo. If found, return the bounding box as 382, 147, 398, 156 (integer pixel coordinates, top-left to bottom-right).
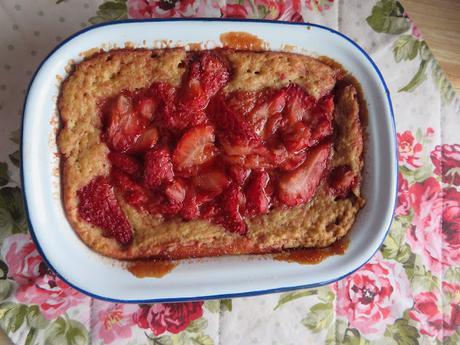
342, 328, 370, 345
220, 299, 232, 312
0, 163, 9, 187
274, 289, 318, 310
204, 299, 232, 313
366, 0, 410, 34
393, 35, 420, 62
325, 319, 348, 345
171, 332, 191, 345
301, 302, 334, 332
398, 59, 428, 92
444, 267, 460, 283
24, 328, 38, 345
9, 150, 20, 168
27, 305, 50, 329
187, 318, 208, 334
0, 280, 12, 302
385, 318, 420, 345
147, 334, 173, 345
381, 218, 413, 264
44, 317, 88, 345
431, 59, 456, 104
190, 333, 213, 345
0, 187, 28, 235
89, 0, 128, 24
0, 302, 28, 333
204, 300, 219, 313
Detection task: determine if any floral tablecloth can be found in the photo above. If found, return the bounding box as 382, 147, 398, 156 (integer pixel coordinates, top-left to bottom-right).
0, 1, 459, 344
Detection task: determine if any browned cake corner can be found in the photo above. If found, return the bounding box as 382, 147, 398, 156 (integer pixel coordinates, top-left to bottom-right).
58, 48, 365, 260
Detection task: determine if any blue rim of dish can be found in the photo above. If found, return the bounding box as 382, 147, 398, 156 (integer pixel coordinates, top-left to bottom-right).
20, 18, 398, 303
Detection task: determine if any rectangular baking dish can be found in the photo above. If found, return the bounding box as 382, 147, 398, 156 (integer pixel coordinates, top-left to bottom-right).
21, 19, 397, 302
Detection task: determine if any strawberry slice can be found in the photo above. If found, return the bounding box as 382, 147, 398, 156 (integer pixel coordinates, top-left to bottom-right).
135, 97, 158, 121
228, 166, 251, 185
193, 169, 230, 195
220, 184, 247, 235
173, 125, 216, 171
282, 122, 311, 153
284, 84, 315, 124
278, 142, 331, 207
248, 89, 286, 136
180, 188, 201, 220
111, 168, 150, 209
179, 52, 229, 112
108, 152, 142, 177
279, 151, 307, 171
106, 94, 150, 153
329, 165, 357, 198
164, 179, 187, 205
308, 96, 334, 145
77, 176, 133, 245
127, 127, 159, 154
144, 147, 174, 189
245, 170, 271, 217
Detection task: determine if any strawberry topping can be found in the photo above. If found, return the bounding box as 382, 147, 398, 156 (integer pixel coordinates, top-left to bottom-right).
79, 52, 341, 242
77, 176, 132, 244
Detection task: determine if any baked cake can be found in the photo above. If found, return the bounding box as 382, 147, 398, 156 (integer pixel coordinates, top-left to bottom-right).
58, 48, 365, 260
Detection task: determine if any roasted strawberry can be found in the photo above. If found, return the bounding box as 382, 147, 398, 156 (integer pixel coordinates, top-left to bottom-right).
179, 52, 229, 112
108, 152, 142, 176
144, 147, 174, 189
135, 97, 158, 120
111, 168, 150, 208
77, 176, 132, 245
278, 142, 331, 206
212, 93, 260, 148
284, 84, 315, 124
220, 184, 247, 235
279, 151, 307, 171
228, 166, 251, 185
164, 178, 187, 205
245, 170, 271, 217
263, 113, 285, 138
193, 169, 230, 195
180, 188, 201, 220
173, 125, 216, 171
308, 95, 334, 145
329, 165, 356, 198
127, 127, 159, 154
282, 122, 311, 153
248, 89, 286, 136
106, 94, 150, 152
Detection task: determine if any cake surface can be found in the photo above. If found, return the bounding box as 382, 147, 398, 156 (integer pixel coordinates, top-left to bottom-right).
58, 47, 365, 260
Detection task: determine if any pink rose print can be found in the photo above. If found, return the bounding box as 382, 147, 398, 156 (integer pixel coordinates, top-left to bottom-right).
443, 282, 460, 329
128, 0, 223, 19
407, 177, 443, 274
397, 130, 422, 169
443, 188, 460, 266
335, 252, 412, 340
16, 272, 87, 320
223, 0, 302, 21
409, 290, 455, 340
92, 302, 138, 344
1, 234, 43, 284
133, 302, 204, 335
430, 144, 460, 186
396, 171, 411, 216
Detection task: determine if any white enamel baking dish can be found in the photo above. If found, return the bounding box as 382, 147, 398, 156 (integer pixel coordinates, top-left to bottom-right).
21, 19, 397, 302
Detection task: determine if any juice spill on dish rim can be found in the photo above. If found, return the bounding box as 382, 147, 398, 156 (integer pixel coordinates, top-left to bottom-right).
219, 32, 267, 50
127, 260, 178, 278
274, 237, 349, 264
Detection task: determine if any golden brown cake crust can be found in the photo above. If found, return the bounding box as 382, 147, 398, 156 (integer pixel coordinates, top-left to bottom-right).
58, 48, 365, 260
